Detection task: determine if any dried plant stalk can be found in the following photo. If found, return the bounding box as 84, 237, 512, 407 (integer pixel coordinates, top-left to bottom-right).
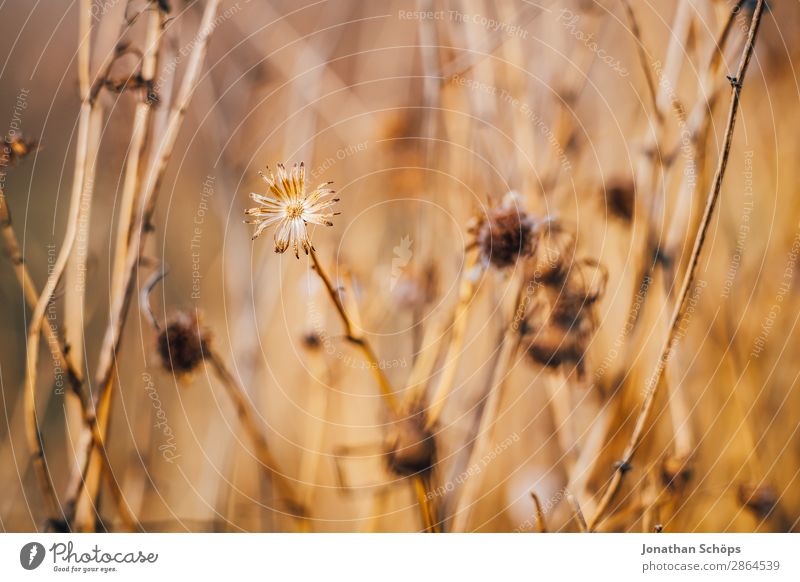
588, 0, 766, 532
69, 0, 222, 530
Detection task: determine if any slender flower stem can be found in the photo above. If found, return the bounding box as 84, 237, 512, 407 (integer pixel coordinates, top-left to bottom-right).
425, 248, 481, 427
451, 274, 528, 532
308, 248, 440, 531
587, 0, 766, 532
309, 248, 400, 416
67, 0, 222, 528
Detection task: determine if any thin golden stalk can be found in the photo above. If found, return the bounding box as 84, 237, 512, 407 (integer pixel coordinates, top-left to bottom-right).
308, 251, 440, 531
70, 0, 221, 528
530, 492, 548, 533
309, 248, 400, 416
587, 0, 766, 532
425, 248, 481, 427
0, 188, 79, 388
566, 491, 589, 532
207, 351, 308, 526
110, 7, 164, 300
23, 0, 97, 523
451, 275, 528, 532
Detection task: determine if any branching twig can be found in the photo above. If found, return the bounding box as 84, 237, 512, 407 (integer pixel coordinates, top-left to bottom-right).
587, 0, 766, 532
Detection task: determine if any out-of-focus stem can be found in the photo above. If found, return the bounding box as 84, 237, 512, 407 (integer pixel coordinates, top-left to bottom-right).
309, 248, 400, 416
587, 0, 766, 532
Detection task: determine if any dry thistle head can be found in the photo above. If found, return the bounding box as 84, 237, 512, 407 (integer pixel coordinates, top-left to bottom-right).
524, 306, 594, 375
661, 455, 693, 491
737, 482, 778, 517
156, 311, 210, 375
523, 254, 606, 377
385, 413, 436, 477
245, 162, 339, 258
469, 192, 537, 269
549, 258, 608, 325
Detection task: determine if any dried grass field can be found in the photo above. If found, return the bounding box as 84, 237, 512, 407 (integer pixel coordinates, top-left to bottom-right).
0, 0, 799, 533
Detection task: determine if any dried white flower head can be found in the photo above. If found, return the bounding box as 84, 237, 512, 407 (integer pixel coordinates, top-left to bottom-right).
245, 162, 339, 258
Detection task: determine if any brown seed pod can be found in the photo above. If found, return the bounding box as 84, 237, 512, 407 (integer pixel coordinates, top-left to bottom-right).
385, 413, 436, 477
471, 195, 536, 269
661, 455, 693, 491
549, 258, 608, 325
156, 311, 210, 374
737, 482, 778, 517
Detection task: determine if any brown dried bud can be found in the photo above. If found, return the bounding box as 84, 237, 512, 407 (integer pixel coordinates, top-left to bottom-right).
156, 311, 209, 374
525, 315, 591, 372
385, 414, 436, 477
604, 178, 635, 222
661, 455, 693, 491
301, 331, 322, 350
738, 482, 778, 517
549, 258, 608, 325
471, 194, 536, 269
531, 219, 575, 284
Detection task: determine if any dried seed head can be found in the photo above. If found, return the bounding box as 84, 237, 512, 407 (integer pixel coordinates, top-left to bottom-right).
603, 178, 635, 222
522, 264, 603, 378
549, 258, 608, 325
385, 413, 436, 477
525, 311, 593, 374
661, 455, 693, 491
738, 482, 778, 517
470, 193, 536, 269
530, 219, 575, 284
156, 311, 210, 374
